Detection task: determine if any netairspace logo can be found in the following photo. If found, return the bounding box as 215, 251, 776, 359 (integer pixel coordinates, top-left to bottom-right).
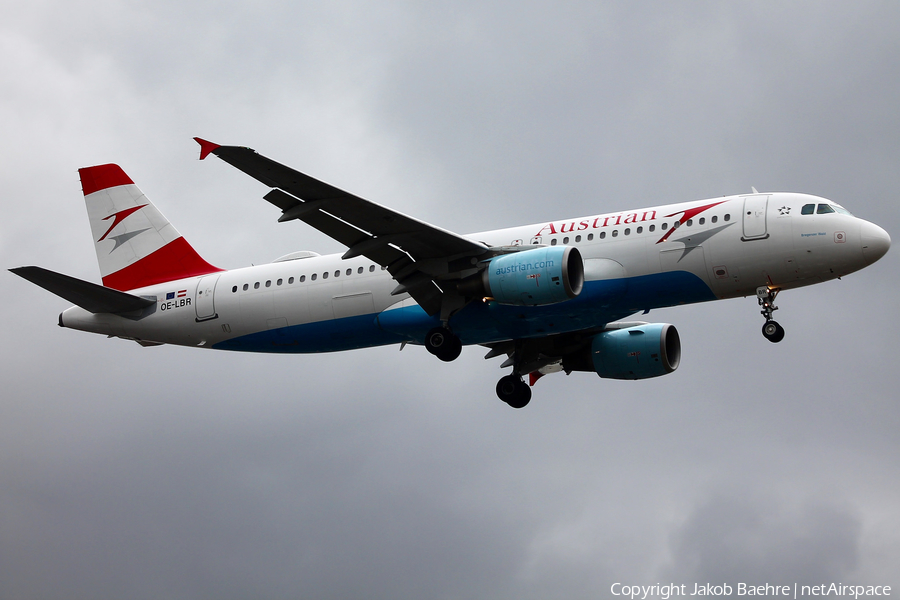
609, 582, 892, 600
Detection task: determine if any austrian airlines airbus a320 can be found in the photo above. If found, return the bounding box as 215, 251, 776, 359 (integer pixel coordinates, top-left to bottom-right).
11, 138, 891, 407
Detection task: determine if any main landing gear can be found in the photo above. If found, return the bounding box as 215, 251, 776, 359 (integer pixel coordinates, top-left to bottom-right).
757, 286, 785, 343
424, 327, 531, 408
424, 326, 462, 362
496, 374, 532, 409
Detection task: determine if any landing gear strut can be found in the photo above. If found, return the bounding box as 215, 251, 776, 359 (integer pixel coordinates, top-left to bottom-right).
757, 286, 785, 343
425, 326, 462, 362
496, 374, 531, 409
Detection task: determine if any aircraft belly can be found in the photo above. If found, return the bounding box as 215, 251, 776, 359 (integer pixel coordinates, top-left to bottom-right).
212, 312, 402, 352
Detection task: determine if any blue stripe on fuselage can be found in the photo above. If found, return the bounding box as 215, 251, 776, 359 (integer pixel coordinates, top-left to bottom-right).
212, 271, 716, 353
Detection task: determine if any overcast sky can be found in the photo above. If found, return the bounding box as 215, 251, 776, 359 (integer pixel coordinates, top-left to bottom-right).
2, 2, 899, 599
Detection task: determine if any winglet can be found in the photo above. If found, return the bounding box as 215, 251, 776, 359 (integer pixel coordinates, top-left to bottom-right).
194, 137, 221, 160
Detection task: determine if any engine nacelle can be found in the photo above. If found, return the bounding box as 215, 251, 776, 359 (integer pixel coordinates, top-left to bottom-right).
459, 246, 584, 306
564, 323, 681, 380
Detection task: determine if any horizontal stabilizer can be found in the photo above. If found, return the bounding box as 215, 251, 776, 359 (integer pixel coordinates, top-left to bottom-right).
10, 266, 155, 314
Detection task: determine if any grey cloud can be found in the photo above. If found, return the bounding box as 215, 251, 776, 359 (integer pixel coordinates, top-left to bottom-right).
2, 1, 899, 599
666, 493, 861, 584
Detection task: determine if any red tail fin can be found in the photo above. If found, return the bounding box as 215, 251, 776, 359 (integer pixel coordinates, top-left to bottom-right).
79, 164, 222, 291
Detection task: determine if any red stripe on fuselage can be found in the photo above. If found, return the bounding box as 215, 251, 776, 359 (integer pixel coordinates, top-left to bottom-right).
102, 237, 223, 291
79, 164, 135, 196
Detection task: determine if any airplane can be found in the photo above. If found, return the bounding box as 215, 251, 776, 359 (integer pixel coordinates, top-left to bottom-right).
10, 138, 891, 408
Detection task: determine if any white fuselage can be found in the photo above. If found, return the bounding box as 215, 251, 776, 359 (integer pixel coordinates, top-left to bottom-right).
59, 192, 889, 351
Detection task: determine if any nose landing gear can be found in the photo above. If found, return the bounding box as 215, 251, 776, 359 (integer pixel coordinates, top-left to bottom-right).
757, 286, 785, 343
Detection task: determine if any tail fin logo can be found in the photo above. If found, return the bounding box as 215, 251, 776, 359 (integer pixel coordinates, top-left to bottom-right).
98, 204, 148, 242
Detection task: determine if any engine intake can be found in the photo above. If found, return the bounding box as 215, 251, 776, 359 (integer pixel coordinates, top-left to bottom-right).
458, 246, 584, 306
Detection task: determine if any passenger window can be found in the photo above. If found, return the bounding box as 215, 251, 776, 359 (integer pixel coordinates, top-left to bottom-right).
334, 270, 340, 277
817, 204, 835, 214
575, 235, 581, 243
724, 214, 731, 221
254, 282, 260, 289
649, 224, 655, 232
299, 275, 305, 282
243, 284, 249, 291
550, 238, 558, 245
624, 228, 630, 235
637, 226, 643, 234
612, 230, 618, 237
288, 277, 294, 284
801, 204, 815, 215
686, 219, 693, 226
712, 215, 718, 223
599, 231, 606, 239
232, 286, 237, 293
311, 274, 317, 281
587, 233, 594, 241
357, 267, 363, 274
323, 272, 328, 279
370, 265, 376, 272
277, 278, 283, 286
662, 223, 668, 231
265, 280, 271, 287
699, 218, 705, 225
563, 237, 569, 244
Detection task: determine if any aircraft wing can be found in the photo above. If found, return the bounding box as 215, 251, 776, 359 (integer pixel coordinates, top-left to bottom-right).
195, 138, 488, 315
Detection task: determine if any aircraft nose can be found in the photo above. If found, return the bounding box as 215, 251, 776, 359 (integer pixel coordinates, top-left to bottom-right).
860, 221, 891, 265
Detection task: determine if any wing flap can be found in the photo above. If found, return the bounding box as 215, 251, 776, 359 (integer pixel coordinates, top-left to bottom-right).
266, 185, 444, 313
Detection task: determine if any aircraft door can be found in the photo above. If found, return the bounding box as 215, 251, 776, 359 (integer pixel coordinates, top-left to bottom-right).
195, 274, 220, 321
742, 195, 769, 240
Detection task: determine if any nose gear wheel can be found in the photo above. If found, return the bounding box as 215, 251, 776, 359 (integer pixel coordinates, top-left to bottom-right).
762, 320, 785, 343
757, 286, 785, 343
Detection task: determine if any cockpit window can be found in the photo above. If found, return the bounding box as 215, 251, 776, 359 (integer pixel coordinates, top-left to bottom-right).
832, 204, 853, 216
817, 204, 835, 214
801, 204, 815, 215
